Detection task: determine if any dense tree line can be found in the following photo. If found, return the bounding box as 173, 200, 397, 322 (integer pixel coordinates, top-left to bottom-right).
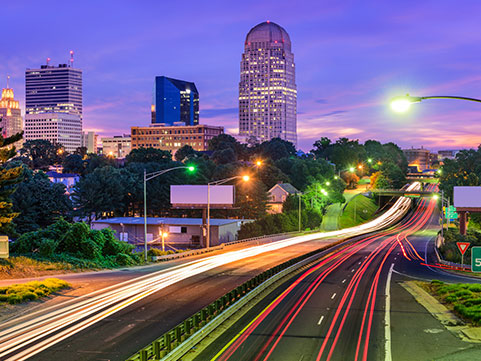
6, 135, 410, 238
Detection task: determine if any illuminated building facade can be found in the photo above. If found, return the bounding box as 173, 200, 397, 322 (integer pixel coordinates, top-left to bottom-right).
239, 21, 297, 145
131, 124, 223, 157
101, 135, 131, 158
24, 57, 83, 152
0, 81, 23, 145
151, 76, 199, 126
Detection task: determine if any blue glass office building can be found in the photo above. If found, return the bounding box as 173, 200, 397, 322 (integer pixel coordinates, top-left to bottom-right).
151, 76, 199, 126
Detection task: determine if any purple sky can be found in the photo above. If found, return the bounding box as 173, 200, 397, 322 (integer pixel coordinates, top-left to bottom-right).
1, 0, 481, 151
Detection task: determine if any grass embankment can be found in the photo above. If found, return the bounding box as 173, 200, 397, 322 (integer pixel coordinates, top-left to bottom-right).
0, 256, 76, 279
424, 280, 481, 325
339, 194, 378, 229
0, 278, 70, 304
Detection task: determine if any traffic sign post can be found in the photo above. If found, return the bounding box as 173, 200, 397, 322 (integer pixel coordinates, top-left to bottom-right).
457, 242, 470, 267
445, 205, 458, 221
472, 247, 481, 272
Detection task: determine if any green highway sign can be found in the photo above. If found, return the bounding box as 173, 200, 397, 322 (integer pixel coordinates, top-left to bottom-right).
472, 247, 481, 272
444, 205, 458, 220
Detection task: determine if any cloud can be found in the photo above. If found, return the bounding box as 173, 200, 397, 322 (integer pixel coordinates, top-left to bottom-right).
201, 107, 238, 118
319, 110, 348, 117
315, 99, 328, 104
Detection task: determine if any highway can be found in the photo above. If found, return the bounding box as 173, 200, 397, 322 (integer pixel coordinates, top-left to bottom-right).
196, 185, 481, 361
0, 183, 418, 361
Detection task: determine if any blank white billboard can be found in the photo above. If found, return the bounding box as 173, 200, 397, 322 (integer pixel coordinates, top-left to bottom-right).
454, 186, 481, 208
170, 185, 234, 206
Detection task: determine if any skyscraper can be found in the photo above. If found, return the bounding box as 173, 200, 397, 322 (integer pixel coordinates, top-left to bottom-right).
151, 76, 199, 126
239, 21, 297, 145
0, 77, 23, 144
24, 55, 83, 152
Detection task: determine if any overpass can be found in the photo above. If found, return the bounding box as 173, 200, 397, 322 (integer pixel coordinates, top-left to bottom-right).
368, 189, 437, 197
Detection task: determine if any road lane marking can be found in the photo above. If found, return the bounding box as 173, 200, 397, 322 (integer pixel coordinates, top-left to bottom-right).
385, 263, 394, 361
358, 262, 362, 265
318, 315, 325, 325
331, 293, 336, 299
342, 279, 346, 284
394, 257, 397, 260
351, 269, 355, 272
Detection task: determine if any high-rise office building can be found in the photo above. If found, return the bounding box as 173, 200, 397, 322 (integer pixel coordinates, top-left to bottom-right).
81, 131, 98, 154
0, 78, 23, 146
239, 21, 297, 145
151, 76, 199, 126
25, 55, 83, 152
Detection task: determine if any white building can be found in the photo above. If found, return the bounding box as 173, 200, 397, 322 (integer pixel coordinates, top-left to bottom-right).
24, 58, 83, 152
24, 113, 82, 152
239, 21, 297, 146
82, 131, 98, 153
101, 135, 131, 158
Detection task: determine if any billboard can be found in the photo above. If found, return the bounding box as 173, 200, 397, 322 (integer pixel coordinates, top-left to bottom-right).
170, 185, 234, 207
454, 186, 481, 208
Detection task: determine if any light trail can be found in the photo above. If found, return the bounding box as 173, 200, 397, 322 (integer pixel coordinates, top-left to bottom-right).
0, 183, 421, 360
211, 183, 436, 361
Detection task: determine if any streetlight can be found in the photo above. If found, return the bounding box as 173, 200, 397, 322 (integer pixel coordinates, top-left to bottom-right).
390, 93, 481, 113
206, 175, 250, 249
433, 191, 449, 239
143, 165, 196, 261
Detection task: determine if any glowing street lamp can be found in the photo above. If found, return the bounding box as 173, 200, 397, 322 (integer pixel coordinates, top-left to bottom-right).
349, 167, 355, 173
325, 181, 331, 186
255, 160, 262, 167
390, 93, 481, 113
207, 175, 250, 248
143, 165, 196, 261
161, 232, 168, 252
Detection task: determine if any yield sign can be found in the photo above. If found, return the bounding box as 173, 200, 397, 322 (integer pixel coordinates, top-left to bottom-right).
457, 242, 470, 255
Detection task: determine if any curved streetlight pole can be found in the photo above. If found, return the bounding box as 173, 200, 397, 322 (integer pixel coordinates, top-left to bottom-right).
143, 166, 194, 262
207, 175, 250, 249
390, 94, 481, 112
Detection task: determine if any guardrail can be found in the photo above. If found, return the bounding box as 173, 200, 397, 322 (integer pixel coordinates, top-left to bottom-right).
150, 229, 322, 262
125, 237, 343, 361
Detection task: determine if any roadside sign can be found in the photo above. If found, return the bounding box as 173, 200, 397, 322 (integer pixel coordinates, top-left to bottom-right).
0, 236, 8, 259
445, 205, 458, 220
457, 242, 470, 268
472, 247, 481, 272
457, 242, 470, 255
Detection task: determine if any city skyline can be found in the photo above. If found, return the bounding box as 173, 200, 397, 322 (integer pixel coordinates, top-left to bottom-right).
1, 1, 481, 151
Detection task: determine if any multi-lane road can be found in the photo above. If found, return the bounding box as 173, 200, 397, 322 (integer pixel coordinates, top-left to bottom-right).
195, 185, 481, 361
3, 182, 476, 361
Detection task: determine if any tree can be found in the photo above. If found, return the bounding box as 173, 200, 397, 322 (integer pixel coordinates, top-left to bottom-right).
84, 154, 117, 174
256, 138, 297, 161
62, 154, 85, 174
379, 162, 406, 189
311, 137, 332, 160
11, 166, 72, 234
234, 179, 268, 219
72, 166, 133, 222
370, 171, 390, 189
18, 139, 65, 170
439, 147, 481, 200
174, 145, 199, 162
126, 147, 172, 164
212, 148, 237, 164
0, 130, 23, 234
208, 134, 246, 159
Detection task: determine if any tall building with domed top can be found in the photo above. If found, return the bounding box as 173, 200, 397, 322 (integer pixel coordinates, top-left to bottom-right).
0, 77, 23, 144
239, 21, 297, 146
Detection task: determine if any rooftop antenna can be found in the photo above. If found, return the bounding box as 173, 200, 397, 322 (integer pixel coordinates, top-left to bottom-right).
6, 75, 10, 88
69, 50, 74, 68
47, 57, 51, 66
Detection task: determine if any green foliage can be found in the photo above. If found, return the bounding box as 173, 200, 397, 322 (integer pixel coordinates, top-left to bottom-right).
440, 228, 481, 264
237, 208, 322, 239
174, 145, 200, 162
10, 166, 72, 234
17, 139, 65, 171
0, 130, 24, 234
62, 154, 86, 174
439, 147, 481, 201
370, 171, 391, 189
11, 219, 139, 268
429, 281, 481, 325
254, 138, 297, 161
0, 278, 70, 304
339, 195, 378, 228
126, 147, 172, 164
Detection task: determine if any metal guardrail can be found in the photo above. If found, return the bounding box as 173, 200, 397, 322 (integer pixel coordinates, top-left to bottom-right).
125, 238, 342, 361
149, 229, 322, 262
